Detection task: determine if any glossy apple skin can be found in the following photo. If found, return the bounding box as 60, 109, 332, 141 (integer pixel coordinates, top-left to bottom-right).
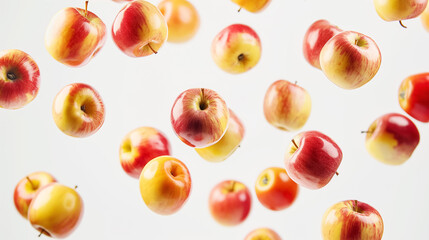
398, 73, 429, 122
245, 228, 282, 240
209, 180, 251, 226
373, 0, 427, 21
255, 167, 298, 211
195, 109, 244, 162
112, 0, 168, 57
211, 24, 261, 74
365, 113, 420, 165
231, 0, 271, 13
320, 31, 381, 90
158, 0, 199, 43
139, 156, 191, 215
28, 183, 84, 238
303, 19, 342, 70
171, 88, 229, 148
263, 80, 312, 131
0, 49, 40, 109
52, 83, 105, 138
322, 200, 383, 240
13, 172, 56, 219
284, 131, 342, 190
45, 5, 106, 67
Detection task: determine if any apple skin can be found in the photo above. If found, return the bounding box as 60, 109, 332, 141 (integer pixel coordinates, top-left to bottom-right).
284, 131, 343, 190
245, 228, 282, 240
112, 0, 168, 57
28, 183, 84, 238
45, 4, 106, 67
139, 156, 191, 215
303, 19, 342, 70
398, 73, 429, 122
195, 109, 244, 162
13, 172, 57, 219
171, 88, 229, 148
231, 0, 271, 13
255, 167, 298, 211
52, 83, 105, 138
421, 4, 429, 31
158, 0, 200, 43
211, 24, 261, 74
0, 49, 40, 110
263, 80, 312, 131
320, 31, 381, 90
119, 127, 171, 178
373, 0, 427, 22
208, 180, 251, 226
364, 113, 420, 165
113, 0, 132, 2
322, 200, 383, 240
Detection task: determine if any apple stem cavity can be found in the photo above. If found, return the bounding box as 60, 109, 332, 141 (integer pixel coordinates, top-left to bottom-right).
85, 1, 89, 18
262, 175, 269, 185
292, 139, 298, 149
80, 105, 86, 113
6, 72, 17, 81
228, 181, 236, 192
199, 88, 208, 110
237, 53, 245, 62
399, 20, 407, 29
26, 176, 36, 189
148, 44, 158, 54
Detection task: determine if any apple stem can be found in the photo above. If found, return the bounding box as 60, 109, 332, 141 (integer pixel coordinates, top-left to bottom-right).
74, 185, 78, 189
360, 130, 373, 134
291, 139, 298, 149
6, 72, 17, 81
228, 181, 236, 192
148, 43, 158, 54
237, 7, 241, 12
237, 53, 245, 62
26, 176, 36, 190
353, 200, 359, 212
294, 81, 298, 85
262, 175, 268, 185
335, 172, 339, 176
85, 1, 89, 18
399, 20, 407, 29
38, 229, 45, 237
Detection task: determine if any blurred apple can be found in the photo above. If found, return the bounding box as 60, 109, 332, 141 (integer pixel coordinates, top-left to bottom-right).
374, 0, 427, 26
245, 228, 282, 240
398, 73, 429, 122
231, 0, 271, 13
421, 4, 429, 31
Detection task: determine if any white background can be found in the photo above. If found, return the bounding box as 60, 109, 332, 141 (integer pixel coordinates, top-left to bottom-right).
1, 0, 428, 239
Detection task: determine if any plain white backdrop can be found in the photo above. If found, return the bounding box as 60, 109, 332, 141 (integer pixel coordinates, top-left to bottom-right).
1, 0, 428, 239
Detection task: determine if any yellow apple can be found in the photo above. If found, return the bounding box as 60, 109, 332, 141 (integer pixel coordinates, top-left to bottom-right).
231, 0, 271, 13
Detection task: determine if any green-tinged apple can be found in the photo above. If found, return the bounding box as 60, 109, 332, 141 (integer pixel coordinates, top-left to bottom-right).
322, 200, 383, 240
209, 180, 251, 226
284, 131, 342, 190
112, 0, 168, 57
263, 80, 312, 131
28, 183, 83, 238
158, 0, 200, 43
45, 1, 106, 67
255, 167, 298, 211
52, 83, 105, 138
320, 31, 381, 90
364, 113, 420, 165
245, 228, 282, 240
374, 0, 427, 27
195, 109, 244, 162
211, 24, 261, 74
119, 127, 171, 178
13, 172, 56, 219
398, 73, 429, 122
0, 49, 40, 110
171, 88, 229, 148
139, 156, 191, 215
231, 0, 271, 13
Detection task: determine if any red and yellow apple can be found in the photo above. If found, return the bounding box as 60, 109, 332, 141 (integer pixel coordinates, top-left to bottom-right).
263, 80, 312, 131
139, 156, 191, 215
245, 228, 282, 240
112, 0, 168, 57
374, 0, 427, 25
52, 83, 105, 138
231, 0, 271, 13
45, 1, 106, 67
211, 24, 261, 74
421, 4, 429, 31
364, 113, 420, 165
398, 73, 429, 122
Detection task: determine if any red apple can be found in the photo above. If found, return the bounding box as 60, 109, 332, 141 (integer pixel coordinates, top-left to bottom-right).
208, 180, 251, 226
398, 73, 429, 122
119, 127, 171, 178
0, 49, 40, 109
112, 0, 168, 57
245, 228, 282, 240
322, 200, 384, 240
320, 31, 381, 90
52, 83, 105, 138
284, 131, 343, 190
171, 88, 229, 148
45, 1, 106, 67
374, 0, 427, 26
303, 19, 342, 70
13, 172, 56, 219
139, 156, 191, 215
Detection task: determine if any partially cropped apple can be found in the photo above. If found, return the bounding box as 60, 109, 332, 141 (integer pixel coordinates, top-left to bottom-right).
320, 31, 381, 90
139, 156, 191, 215
322, 200, 384, 240
374, 0, 427, 26
45, 1, 106, 67
211, 24, 261, 74
245, 228, 282, 240
112, 0, 168, 57
0, 49, 41, 109
231, 0, 271, 13
421, 4, 429, 31
364, 113, 420, 165
398, 73, 429, 122
171, 88, 229, 148
263, 80, 312, 131
28, 183, 84, 238
52, 83, 105, 138
284, 131, 342, 190
195, 109, 244, 162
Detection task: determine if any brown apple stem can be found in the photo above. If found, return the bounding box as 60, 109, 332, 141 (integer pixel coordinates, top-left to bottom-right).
291, 139, 298, 149
74, 185, 78, 189
228, 181, 236, 192
361, 130, 373, 134
26, 176, 36, 190
85, 1, 89, 18
353, 200, 359, 212
237, 53, 245, 62
237, 7, 242, 12
399, 20, 407, 28
335, 172, 339, 176
38, 229, 45, 237
148, 43, 158, 54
